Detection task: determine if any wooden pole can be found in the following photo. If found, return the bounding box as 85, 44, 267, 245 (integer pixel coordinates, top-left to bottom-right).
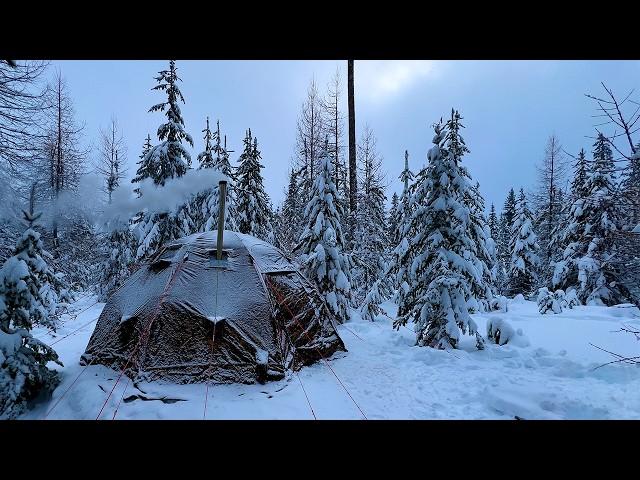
217, 180, 227, 260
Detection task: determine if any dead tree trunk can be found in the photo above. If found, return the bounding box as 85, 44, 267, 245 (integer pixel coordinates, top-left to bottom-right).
348, 60, 357, 218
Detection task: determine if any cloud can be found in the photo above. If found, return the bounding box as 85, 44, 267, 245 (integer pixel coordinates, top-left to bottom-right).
355, 61, 438, 104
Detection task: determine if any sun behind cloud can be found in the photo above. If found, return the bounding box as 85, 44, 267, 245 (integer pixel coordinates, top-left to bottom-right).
355, 60, 439, 103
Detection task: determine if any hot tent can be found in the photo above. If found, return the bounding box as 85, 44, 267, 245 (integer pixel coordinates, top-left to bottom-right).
81, 230, 346, 384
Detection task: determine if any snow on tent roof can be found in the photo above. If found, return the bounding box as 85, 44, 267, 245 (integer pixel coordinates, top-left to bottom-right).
81, 230, 345, 385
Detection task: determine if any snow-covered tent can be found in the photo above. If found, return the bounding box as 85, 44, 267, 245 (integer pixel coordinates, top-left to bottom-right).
81, 230, 346, 384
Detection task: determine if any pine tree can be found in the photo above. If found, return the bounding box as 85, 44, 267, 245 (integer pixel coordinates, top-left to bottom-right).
197, 116, 215, 169
132, 60, 193, 188
467, 181, 496, 311
98, 226, 136, 302
0, 194, 62, 418
390, 150, 415, 308
506, 189, 540, 297
279, 168, 304, 252
496, 189, 517, 293
621, 142, 640, 229
387, 192, 400, 247
498, 189, 517, 265
353, 126, 388, 299
553, 134, 629, 305
192, 118, 237, 233
488, 202, 507, 295
394, 111, 485, 350
133, 135, 153, 198
235, 130, 274, 241
296, 142, 352, 323
131, 61, 195, 259
570, 148, 589, 201
488, 203, 499, 242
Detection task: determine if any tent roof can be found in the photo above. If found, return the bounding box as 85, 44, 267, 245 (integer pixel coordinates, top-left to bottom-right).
157, 230, 298, 274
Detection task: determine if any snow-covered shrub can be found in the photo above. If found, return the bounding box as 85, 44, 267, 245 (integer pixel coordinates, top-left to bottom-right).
359, 275, 393, 322
564, 289, 580, 309
537, 287, 563, 314
486, 317, 515, 345
486, 317, 529, 347
489, 295, 508, 312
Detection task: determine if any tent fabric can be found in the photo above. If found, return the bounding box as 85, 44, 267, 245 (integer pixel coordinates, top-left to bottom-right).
81, 231, 346, 384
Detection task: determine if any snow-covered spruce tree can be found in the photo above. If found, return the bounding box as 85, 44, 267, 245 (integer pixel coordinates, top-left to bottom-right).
548, 148, 589, 280
393, 111, 485, 350
496, 189, 517, 293
25, 186, 72, 323
296, 142, 352, 323
361, 152, 412, 321
570, 148, 589, 202
387, 192, 400, 247
498, 189, 517, 266
553, 134, 630, 305
389, 150, 415, 291
235, 130, 275, 242
353, 126, 388, 300
466, 181, 496, 311
359, 273, 394, 322
191, 118, 238, 233
621, 143, 640, 230
132, 60, 193, 187
506, 189, 540, 297
487, 203, 506, 293
133, 134, 153, 198
278, 168, 304, 252
0, 201, 63, 418
131, 60, 195, 260
488, 203, 499, 244
98, 225, 136, 301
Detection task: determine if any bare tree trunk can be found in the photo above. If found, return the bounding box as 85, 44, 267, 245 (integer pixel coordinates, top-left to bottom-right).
53, 77, 62, 251
334, 92, 339, 191
548, 136, 555, 264
348, 60, 357, 216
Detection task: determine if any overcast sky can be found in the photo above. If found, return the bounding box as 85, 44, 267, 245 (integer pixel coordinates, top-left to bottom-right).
52, 60, 640, 211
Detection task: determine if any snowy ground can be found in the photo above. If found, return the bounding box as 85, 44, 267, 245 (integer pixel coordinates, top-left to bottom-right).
22, 294, 640, 420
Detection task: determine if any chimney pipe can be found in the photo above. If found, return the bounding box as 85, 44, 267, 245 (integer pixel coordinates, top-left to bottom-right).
217, 180, 227, 260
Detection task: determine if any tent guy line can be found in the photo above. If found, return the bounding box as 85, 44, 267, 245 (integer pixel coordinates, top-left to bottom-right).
96, 255, 190, 420
265, 275, 368, 420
